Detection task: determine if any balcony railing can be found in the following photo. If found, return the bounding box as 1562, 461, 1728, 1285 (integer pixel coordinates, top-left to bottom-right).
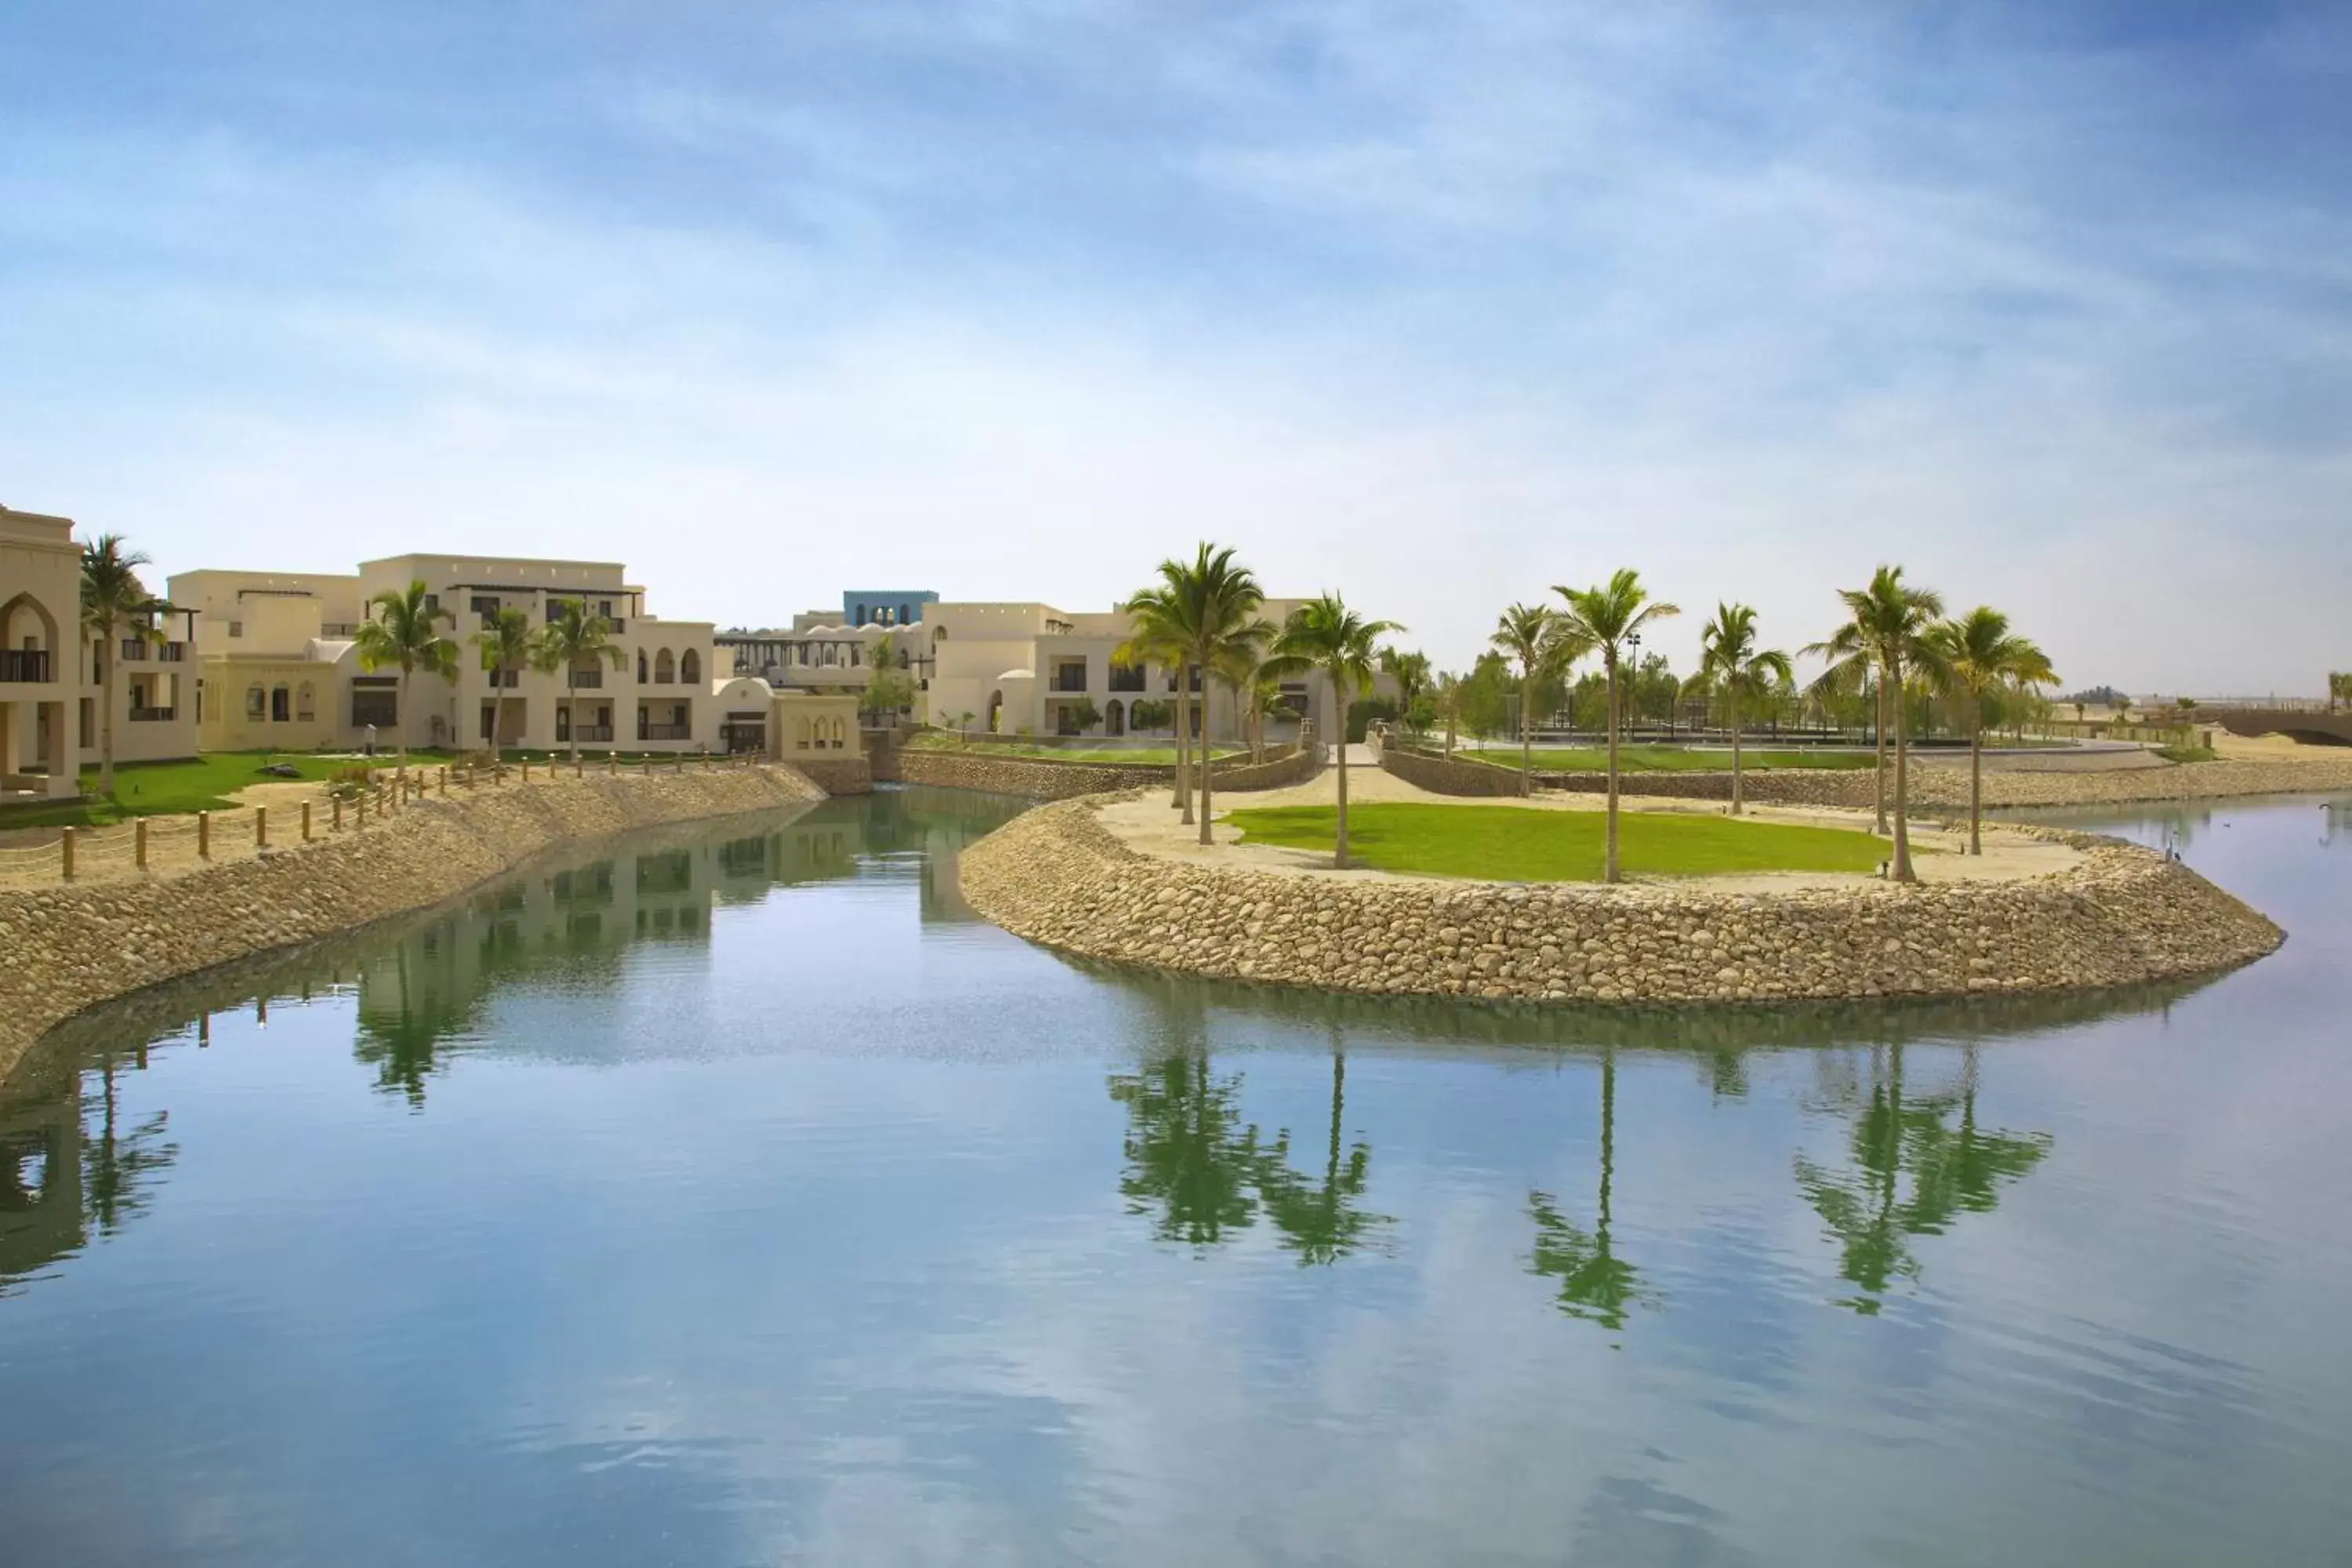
321, 622, 360, 638
129, 706, 177, 723
158, 642, 187, 662
638, 723, 692, 741
1050, 670, 1090, 693
119, 639, 150, 662
568, 670, 604, 689
569, 725, 615, 743
0, 650, 53, 682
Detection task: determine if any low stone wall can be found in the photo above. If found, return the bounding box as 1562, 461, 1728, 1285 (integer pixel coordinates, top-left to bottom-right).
887, 744, 1311, 800
0, 765, 826, 1080
792, 755, 874, 794
1382, 745, 2352, 811
959, 793, 2284, 1007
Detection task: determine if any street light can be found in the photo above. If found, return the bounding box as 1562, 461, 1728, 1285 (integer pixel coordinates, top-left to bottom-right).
1625, 631, 1642, 736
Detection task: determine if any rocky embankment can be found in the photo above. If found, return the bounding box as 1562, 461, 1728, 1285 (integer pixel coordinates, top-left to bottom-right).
960, 793, 2284, 1007
0, 765, 825, 1080
887, 744, 1317, 799
1381, 744, 2352, 809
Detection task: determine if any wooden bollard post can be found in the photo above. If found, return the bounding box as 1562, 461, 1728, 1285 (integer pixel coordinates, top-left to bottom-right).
135, 817, 149, 870
198, 811, 211, 858
521, 758, 530, 782
256, 806, 268, 849
302, 801, 313, 842
60, 826, 75, 881
438, 765, 448, 795
356, 793, 368, 828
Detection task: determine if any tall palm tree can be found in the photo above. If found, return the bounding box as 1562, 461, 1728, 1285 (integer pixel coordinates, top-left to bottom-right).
1490, 602, 1589, 796
1805, 568, 1946, 882
471, 605, 535, 753
1552, 570, 1681, 884
1378, 647, 1432, 732
1264, 593, 1402, 869
528, 597, 625, 762
353, 579, 459, 774
1805, 629, 1889, 832
1127, 543, 1268, 845
1695, 603, 1795, 817
1113, 594, 1192, 811
1926, 608, 2057, 855
1217, 646, 1289, 764
78, 535, 160, 799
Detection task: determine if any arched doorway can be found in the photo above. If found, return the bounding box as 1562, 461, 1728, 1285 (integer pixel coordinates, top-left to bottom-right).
1105, 699, 1125, 736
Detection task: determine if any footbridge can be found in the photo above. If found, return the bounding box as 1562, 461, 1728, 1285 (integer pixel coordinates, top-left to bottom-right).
2205, 703, 2352, 746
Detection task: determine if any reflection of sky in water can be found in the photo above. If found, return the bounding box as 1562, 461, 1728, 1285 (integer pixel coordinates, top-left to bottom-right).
1, 789, 2347, 1565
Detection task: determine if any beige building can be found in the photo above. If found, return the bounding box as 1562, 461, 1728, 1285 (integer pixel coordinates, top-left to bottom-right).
173, 554, 744, 756
2, 504, 201, 799
924, 597, 1377, 744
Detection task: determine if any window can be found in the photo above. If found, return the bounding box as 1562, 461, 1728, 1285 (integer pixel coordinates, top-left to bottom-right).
228, 620, 244, 638
654, 648, 675, 684
637, 649, 648, 682
1109, 662, 1145, 692
681, 649, 699, 684
245, 684, 266, 719
480, 703, 496, 742
296, 682, 315, 721
423, 593, 441, 615
901, 603, 913, 625
271, 684, 291, 722
351, 686, 398, 728
78, 698, 95, 748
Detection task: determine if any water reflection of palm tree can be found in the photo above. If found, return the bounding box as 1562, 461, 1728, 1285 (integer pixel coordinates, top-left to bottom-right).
84, 1054, 176, 1235
1257, 1040, 1386, 1265
1795, 1044, 2050, 1314
1107, 1051, 1265, 1246
1530, 1047, 1657, 1330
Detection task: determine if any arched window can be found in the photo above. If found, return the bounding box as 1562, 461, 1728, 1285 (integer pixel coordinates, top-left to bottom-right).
681, 648, 700, 684
655, 648, 675, 684
270, 684, 291, 722
245, 684, 266, 719
831, 717, 847, 748
296, 682, 315, 721
1105, 699, 1125, 736
637, 649, 648, 682
855, 602, 867, 625
795, 716, 810, 749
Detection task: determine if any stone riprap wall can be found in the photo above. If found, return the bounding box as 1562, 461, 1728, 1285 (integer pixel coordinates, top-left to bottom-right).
1206, 745, 1319, 793
889, 744, 1311, 800
0, 765, 826, 1080
791, 756, 874, 795
959, 794, 2283, 1007
1381, 745, 2352, 811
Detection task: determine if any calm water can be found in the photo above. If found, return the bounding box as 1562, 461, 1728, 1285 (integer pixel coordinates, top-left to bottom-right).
4, 786, 2349, 1566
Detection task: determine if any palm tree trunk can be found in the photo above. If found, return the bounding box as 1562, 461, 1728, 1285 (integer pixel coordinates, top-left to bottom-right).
1729, 685, 1743, 815
397, 666, 411, 775
567, 672, 580, 763
1198, 684, 1217, 847
1175, 670, 1194, 822
1604, 654, 1622, 884
1334, 689, 1352, 869
1891, 656, 1915, 882
97, 621, 118, 797
1872, 675, 1888, 835
1520, 660, 1534, 797
1969, 718, 1984, 856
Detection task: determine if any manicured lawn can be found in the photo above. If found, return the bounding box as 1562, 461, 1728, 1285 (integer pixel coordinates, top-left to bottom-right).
0, 752, 394, 828
1226, 802, 1889, 881
908, 736, 1240, 766
1476, 745, 1882, 774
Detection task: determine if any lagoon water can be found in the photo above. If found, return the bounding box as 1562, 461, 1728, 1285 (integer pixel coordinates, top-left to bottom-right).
2, 786, 2348, 1566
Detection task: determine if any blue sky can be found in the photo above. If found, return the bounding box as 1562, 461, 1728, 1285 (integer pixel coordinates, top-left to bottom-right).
3, 2, 2347, 690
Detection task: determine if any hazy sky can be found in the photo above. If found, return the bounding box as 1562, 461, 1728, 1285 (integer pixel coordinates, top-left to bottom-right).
3, 2, 2347, 692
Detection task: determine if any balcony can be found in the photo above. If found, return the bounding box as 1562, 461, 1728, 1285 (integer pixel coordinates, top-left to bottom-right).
567, 670, 604, 689
118, 638, 150, 662
571, 725, 615, 743
129, 706, 177, 723
1049, 666, 1090, 694
321, 622, 360, 638
0, 650, 53, 683
638, 723, 692, 741
158, 643, 187, 662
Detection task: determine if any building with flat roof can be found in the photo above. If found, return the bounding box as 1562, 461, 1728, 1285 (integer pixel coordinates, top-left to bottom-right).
3, 504, 200, 798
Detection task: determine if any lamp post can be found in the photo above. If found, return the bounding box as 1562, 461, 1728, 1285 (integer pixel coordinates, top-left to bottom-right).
1625, 630, 1642, 738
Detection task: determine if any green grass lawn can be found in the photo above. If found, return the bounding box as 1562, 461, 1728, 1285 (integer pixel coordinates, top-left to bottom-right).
0, 752, 397, 829
1227, 802, 1889, 881
1470, 745, 1882, 774
909, 735, 1240, 766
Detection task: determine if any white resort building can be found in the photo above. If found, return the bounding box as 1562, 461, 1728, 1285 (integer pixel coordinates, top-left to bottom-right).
2, 504, 201, 798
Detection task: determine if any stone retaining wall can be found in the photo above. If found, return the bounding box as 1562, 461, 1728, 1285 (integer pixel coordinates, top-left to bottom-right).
888, 744, 1312, 800
0, 765, 826, 1080
959, 793, 2283, 1007
1381, 745, 2352, 811
792, 756, 874, 795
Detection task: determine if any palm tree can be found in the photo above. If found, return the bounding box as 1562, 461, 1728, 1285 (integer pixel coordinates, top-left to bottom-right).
1926, 608, 2057, 855
1433, 671, 1465, 756
528, 597, 625, 762
78, 535, 161, 799
353, 579, 459, 775
1265, 594, 1403, 869
1217, 647, 1288, 764
471, 606, 535, 753
1694, 603, 1795, 817
1552, 571, 1681, 884
1379, 647, 1432, 733
1126, 544, 1268, 845
1806, 568, 1946, 881
1491, 602, 1585, 796
1116, 588, 1196, 816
